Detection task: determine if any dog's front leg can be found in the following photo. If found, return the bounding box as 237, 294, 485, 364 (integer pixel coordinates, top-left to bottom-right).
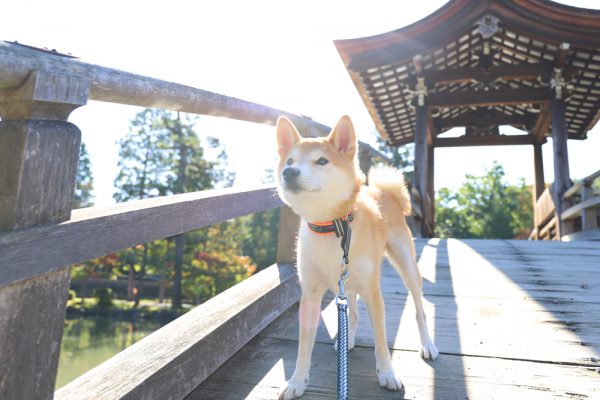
362, 286, 403, 392
278, 293, 322, 399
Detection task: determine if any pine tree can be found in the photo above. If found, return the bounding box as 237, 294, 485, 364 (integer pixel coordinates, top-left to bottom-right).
73, 142, 94, 209
114, 108, 229, 308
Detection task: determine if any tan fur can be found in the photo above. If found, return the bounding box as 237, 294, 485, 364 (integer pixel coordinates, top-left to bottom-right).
368, 165, 412, 216
276, 116, 438, 399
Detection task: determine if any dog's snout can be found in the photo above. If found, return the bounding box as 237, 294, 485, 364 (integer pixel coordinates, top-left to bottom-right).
283, 167, 300, 181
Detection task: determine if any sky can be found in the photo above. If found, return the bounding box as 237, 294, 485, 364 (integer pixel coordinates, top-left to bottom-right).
2, 0, 599, 206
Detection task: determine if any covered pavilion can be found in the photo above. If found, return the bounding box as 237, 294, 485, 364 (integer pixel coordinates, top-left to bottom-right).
335, 0, 600, 237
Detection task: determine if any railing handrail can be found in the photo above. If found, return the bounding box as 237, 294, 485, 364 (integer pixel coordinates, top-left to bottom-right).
0, 41, 392, 161
0, 185, 281, 287
0, 41, 331, 136
563, 167, 600, 200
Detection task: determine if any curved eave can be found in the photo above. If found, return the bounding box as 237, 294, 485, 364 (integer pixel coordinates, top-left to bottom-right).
335, 0, 600, 72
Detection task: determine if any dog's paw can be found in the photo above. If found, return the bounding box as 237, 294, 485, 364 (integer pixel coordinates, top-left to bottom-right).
278, 379, 308, 400
376, 368, 403, 391
420, 340, 439, 360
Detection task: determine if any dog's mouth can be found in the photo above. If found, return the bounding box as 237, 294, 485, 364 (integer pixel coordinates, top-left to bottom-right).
284, 181, 319, 194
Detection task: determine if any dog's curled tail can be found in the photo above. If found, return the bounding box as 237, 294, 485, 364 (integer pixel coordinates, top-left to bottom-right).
368, 166, 412, 216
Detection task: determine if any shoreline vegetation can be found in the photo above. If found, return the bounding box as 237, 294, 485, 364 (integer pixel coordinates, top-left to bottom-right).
66, 295, 191, 322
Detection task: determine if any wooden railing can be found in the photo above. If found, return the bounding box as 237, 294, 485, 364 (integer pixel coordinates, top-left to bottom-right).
530, 187, 559, 240
0, 40, 392, 400
561, 169, 600, 241
530, 168, 600, 241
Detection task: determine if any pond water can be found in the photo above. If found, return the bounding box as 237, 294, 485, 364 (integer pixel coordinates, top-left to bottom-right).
56, 317, 167, 389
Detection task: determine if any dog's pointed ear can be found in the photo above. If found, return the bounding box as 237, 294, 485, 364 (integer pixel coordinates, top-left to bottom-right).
276, 116, 301, 158
328, 115, 356, 158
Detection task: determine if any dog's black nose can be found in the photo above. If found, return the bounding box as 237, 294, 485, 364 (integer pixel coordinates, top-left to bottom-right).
283, 167, 300, 181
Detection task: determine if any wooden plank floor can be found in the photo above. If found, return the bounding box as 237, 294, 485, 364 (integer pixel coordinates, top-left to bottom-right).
188, 239, 600, 399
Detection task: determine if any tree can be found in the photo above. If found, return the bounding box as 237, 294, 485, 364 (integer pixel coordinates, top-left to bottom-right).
114, 108, 229, 308
73, 142, 94, 208
241, 209, 280, 270
375, 135, 414, 171
435, 162, 533, 239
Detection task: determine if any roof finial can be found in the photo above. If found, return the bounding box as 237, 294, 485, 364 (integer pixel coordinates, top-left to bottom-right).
476, 14, 499, 39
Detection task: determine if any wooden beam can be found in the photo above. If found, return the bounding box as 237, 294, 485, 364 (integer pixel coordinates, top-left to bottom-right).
414, 104, 432, 237
581, 186, 598, 231
533, 43, 570, 144
532, 103, 552, 143
533, 142, 545, 201
0, 186, 282, 288
433, 134, 535, 148
427, 62, 553, 85
0, 70, 88, 400
561, 196, 600, 222
427, 144, 435, 235
436, 111, 534, 130
428, 88, 550, 108
551, 99, 571, 215
0, 41, 332, 137
276, 206, 299, 265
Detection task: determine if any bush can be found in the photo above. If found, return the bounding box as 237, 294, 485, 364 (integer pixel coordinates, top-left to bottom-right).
93, 287, 114, 309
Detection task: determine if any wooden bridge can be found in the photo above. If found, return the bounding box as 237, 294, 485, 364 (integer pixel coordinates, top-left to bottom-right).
1, 1, 600, 399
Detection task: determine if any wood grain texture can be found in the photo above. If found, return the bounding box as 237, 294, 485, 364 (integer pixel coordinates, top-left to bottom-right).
0, 186, 282, 287
191, 238, 600, 399
55, 263, 301, 400
551, 98, 571, 218
0, 120, 81, 230
432, 134, 535, 148
0, 267, 71, 400
414, 104, 432, 237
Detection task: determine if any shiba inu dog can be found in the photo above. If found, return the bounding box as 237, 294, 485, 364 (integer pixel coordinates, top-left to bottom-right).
275, 115, 439, 399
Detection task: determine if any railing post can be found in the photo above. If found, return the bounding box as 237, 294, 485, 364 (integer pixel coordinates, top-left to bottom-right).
550, 98, 572, 237
414, 103, 433, 237
0, 70, 89, 399
276, 205, 300, 265
582, 183, 598, 231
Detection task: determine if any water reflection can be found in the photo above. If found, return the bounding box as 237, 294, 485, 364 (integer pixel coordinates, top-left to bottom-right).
56, 317, 166, 389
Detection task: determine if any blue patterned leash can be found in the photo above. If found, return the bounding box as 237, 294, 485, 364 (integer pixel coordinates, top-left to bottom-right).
334, 216, 351, 400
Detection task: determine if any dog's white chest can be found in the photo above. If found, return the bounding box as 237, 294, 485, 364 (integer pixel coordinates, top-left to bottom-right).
296, 224, 370, 294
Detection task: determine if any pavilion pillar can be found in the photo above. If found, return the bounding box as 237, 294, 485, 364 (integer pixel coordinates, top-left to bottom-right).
550, 98, 571, 236
414, 103, 433, 237
0, 71, 88, 399
427, 143, 435, 236
533, 141, 545, 202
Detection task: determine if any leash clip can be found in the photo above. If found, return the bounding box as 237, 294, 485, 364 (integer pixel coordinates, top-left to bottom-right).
337, 258, 350, 302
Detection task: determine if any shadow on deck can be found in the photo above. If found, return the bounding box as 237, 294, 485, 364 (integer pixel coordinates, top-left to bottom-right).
188, 239, 600, 400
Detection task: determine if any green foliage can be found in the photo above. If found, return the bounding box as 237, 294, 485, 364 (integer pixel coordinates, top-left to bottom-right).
114, 109, 228, 202
73, 109, 279, 309
93, 288, 114, 309
241, 209, 280, 270
375, 135, 414, 171
435, 162, 533, 239
73, 142, 94, 208
593, 178, 600, 194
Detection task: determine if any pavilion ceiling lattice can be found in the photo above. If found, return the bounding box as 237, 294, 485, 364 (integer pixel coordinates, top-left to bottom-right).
338, 1, 600, 146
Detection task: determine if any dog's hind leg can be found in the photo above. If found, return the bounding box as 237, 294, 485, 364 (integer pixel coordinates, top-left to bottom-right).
386, 227, 439, 360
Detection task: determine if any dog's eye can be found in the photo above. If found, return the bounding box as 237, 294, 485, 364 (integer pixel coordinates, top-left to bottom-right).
316, 157, 329, 165
286, 158, 293, 166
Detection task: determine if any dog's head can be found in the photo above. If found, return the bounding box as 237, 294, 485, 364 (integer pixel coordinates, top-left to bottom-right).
275, 115, 363, 222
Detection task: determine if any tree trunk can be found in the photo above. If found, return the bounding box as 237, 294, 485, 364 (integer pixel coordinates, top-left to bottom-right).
172, 234, 184, 309
171, 113, 188, 310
